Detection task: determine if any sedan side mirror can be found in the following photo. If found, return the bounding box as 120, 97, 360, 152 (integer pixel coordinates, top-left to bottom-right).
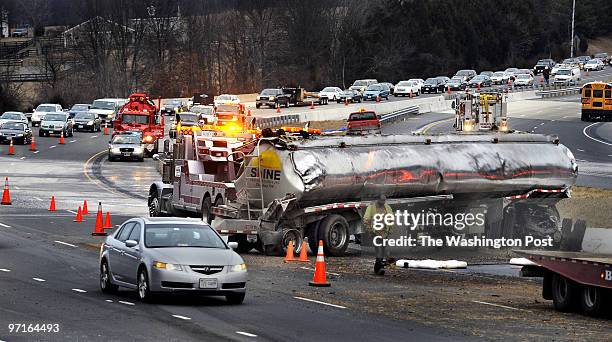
228, 242, 238, 250
125, 240, 138, 248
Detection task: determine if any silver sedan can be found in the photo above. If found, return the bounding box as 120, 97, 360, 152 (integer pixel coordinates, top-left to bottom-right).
99, 217, 247, 304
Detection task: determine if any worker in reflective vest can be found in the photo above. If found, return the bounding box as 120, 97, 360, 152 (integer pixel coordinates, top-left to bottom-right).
363, 195, 394, 275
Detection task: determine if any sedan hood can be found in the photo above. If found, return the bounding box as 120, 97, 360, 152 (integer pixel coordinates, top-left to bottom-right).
0, 119, 23, 126
0, 128, 27, 135
148, 247, 242, 266
110, 143, 142, 149
364, 90, 381, 96
89, 109, 113, 115
41, 120, 65, 126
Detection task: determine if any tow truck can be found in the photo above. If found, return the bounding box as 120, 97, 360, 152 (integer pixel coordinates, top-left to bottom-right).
214, 103, 257, 133
113, 93, 164, 157
453, 91, 509, 132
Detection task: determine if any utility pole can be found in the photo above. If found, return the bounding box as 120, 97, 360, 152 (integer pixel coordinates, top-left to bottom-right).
570, 0, 576, 57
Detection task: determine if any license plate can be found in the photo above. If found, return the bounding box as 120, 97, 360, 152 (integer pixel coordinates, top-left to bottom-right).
122, 152, 131, 156
199, 278, 218, 289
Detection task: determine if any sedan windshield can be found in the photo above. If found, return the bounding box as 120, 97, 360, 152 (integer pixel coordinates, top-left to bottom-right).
74, 113, 95, 120
177, 113, 199, 123
517, 74, 530, 79
36, 105, 56, 112
556, 69, 571, 76
353, 80, 367, 86
121, 114, 149, 124
493, 72, 505, 77
322, 87, 337, 92
366, 85, 382, 91
1, 122, 26, 130
397, 81, 410, 86
92, 100, 115, 110
71, 104, 89, 111
260, 89, 278, 96
111, 135, 141, 144
1, 113, 22, 120
43, 114, 66, 121
424, 78, 437, 84
191, 106, 214, 115
145, 224, 227, 248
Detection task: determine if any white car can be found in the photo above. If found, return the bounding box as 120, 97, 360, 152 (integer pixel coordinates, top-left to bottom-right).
349, 79, 378, 93
553, 67, 581, 85
408, 78, 425, 87
90, 98, 127, 122
0, 112, 29, 126
318, 87, 343, 101
394, 80, 421, 96
190, 105, 215, 124
214, 94, 240, 107
514, 74, 534, 87
583, 59, 604, 72
490, 71, 510, 84
31, 103, 63, 127
551, 63, 567, 76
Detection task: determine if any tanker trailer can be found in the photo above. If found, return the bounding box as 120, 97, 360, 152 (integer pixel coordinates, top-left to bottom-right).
211, 133, 578, 256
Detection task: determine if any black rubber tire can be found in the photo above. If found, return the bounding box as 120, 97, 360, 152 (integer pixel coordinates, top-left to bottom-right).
256, 103, 261, 109
235, 235, 255, 254
148, 194, 162, 217
39, 130, 44, 137
551, 273, 578, 312
137, 268, 154, 302
100, 260, 118, 294
318, 214, 350, 257
226, 292, 245, 305
201, 196, 213, 224
580, 285, 607, 316
280, 227, 303, 255
307, 221, 322, 254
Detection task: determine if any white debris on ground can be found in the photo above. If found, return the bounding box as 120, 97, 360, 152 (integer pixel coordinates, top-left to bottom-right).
509, 257, 537, 266
395, 259, 468, 269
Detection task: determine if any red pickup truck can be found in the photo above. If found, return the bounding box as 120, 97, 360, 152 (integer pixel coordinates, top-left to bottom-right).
346, 110, 381, 135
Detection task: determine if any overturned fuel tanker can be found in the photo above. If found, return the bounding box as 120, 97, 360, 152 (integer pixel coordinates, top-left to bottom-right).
149, 125, 578, 256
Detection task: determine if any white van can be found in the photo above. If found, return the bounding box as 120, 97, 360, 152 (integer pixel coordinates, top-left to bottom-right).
89, 98, 127, 122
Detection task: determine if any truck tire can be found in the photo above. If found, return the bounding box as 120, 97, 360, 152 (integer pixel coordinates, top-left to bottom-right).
551, 273, 578, 312
149, 194, 163, 217
580, 286, 607, 316
318, 214, 350, 257
235, 235, 256, 254
281, 227, 303, 255
201, 196, 213, 224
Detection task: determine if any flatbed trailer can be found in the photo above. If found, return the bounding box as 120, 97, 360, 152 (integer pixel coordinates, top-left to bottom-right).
516, 250, 612, 316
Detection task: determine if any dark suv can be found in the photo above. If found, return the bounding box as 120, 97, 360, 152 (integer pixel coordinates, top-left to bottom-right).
422, 78, 446, 94
533, 59, 555, 74
256, 89, 290, 108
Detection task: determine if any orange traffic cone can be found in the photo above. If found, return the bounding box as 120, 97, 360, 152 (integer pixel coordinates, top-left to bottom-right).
276, 103, 281, 114
59, 131, 65, 145
309, 240, 330, 287
82, 200, 89, 215
48, 196, 56, 211
344, 98, 348, 106
73, 206, 84, 222
310, 101, 315, 109
1, 177, 11, 205
409, 89, 413, 98
29, 136, 36, 151
8, 139, 14, 155
447, 86, 451, 95
103, 212, 112, 229
477, 82, 481, 91
297, 238, 309, 262
284, 240, 296, 262
92, 202, 106, 236
376, 95, 381, 103
103, 123, 109, 135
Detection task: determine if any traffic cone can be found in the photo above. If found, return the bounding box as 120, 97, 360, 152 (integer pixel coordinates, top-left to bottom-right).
284, 240, 296, 263
103, 123, 109, 135
447, 86, 451, 95
8, 139, 14, 155
409, 89, 413, 98
297, 238, 309, 262
276, 103, 281, 114
48, 196, 56, 211
1, 177, 11, 205
376, 95, 380, 103
477, 83, 481, 91
103, 212, 112, 229
82, 200, 89, 215
29, 136, 36, 151
59, 131, 65, 145
344, 98, 348, 106
310, 101, 315, 109
73, 206, 84, 222
309, 240, 330, 287
92, 202, 106, 236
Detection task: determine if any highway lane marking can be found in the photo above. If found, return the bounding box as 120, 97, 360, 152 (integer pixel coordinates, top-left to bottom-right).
299, 266, 340, 276
33, 197, 42, 201
118, 300, 135, 306
69, 140, 77, 143
539, 122, 544, 125
20, 156, 26, 160
33, 150, 40, 154
54, 240, 78, 248
577, 149, 585, 152
32, 277, 46, 282
105, 299, 113, 303
419, 118, 455, 134
236, 331, 257, 338
0, 268, 10, 272
583, 122, 612, 147
71, 288, 87, 293
66, 210, 78, 215
471, 300, 530, 312
83, 150, 131, 200
14, 186, 20, 189
172, 315, 191, 320
91, 135, 98, 138
0, 222, 11, 228
49, 145, 56, 149
293, 296, 346, 309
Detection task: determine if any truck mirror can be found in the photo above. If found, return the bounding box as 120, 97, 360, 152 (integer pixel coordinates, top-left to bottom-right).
152, 154, 160, 161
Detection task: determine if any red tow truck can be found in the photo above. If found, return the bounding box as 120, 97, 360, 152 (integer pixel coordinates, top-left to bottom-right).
113, 93, 165, 156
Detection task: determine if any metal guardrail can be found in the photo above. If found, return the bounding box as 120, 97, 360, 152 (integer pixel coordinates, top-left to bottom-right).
0, 73, 53, 82
257, 114, 300, 129
535, 87, 582, 98
380, 105, 419, 124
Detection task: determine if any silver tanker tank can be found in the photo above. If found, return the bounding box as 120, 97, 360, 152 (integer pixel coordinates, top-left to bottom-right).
236, 133, 578, 208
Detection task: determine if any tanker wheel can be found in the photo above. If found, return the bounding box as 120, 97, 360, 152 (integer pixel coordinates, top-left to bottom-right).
201, 196, 213, 224
307, 221, 322, 255
580, 285, 607, 316
551, 273, 578, 312
319, 214, 350, 257
281, 228, 303, 255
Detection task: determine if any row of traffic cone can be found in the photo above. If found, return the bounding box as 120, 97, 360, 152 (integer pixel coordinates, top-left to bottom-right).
283, 238, 330, 287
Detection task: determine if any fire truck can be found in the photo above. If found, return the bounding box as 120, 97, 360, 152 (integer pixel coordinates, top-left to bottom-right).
113, 93, 165, 156
453, 91, 509, 132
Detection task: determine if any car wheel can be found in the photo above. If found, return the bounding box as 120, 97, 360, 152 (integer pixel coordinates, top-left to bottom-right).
100, 261, 118, 294
137, 268, 154, 302
256, 103, 261, 109
284, 101, 289, 108
226, 292, 245, 305
201, 196, 213, 224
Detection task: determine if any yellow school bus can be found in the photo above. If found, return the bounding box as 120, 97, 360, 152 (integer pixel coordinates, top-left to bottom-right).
581, 81, 612, 121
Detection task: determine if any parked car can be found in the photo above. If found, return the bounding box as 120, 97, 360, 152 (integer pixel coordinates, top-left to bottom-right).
214, 94, 240, 108
379, 82, 395, 94
479, 71, 494, 78
408, 78, 425, 87
468, 75, 491, 88
99, 217, 247, 303
256, 89, 290, 108
0, 111, 28, 126
584, 59, 604, 72
346, 110, 381, 135
551, 63, 565, 76
447, 77, 467, 91
394, 80, 421, 96
593, 52, 610, 64
514, 73, 534, 87
161, 100, 186, 116
318, 87, 343, 101
362, 84, 390, 101
533, 59, 556, 74
490, 71, 510, 85
349, 79, 378, 93
39, 112, 73, 137
453, 70, 477, 82
11, 28, 28, 37
0, 121, 32, 145
67, 104, 91, 119
435, 76, 451, 85
190, 105, 215, 124
421, 77, 446, 94
73, 112, 102, 132
576, 56, 591, 69
90, 98, 127, 122
517, 69, 534, 77
553, 67, 581, 85
504, 68, 520, 80
108, 133, 145, 162
31, 103, 63, 127
562, 58, 580, 68
337, 89, 362, 103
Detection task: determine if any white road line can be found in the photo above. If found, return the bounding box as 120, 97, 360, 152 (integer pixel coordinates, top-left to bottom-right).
33, 150, 40, 154
33, 197, 42, 201
236, 331, 257, 337
91, 135, 98, 138
0, 222, 11, 228
293, 296, 346, 309
105, 299, 113, 303
54, 240, 78, 248
20, 156, 26, 160
472, 300, 529, 312
66, 210, 78, 215
118, 300, 135, 306
172, 315, 191, 320
69, 140, 77, 143
14, 186, 20, 189
71, 288, 87, 293
532, 126, 538, 130
539, 122, 544, 125
32, 277, 46, 282
577, 149, 585, 152
583, 122, 612, 147
49, 145, 56, 149
0, 268, 10, 272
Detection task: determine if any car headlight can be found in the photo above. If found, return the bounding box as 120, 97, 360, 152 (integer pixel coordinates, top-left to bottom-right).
153, 261, 183, 271
134, 147, 144, 153
111, 147, 121, 153
87, 120, 94, 125
269, 96, 275, 101
17, 134, 23, 137
228, 263, 247, 272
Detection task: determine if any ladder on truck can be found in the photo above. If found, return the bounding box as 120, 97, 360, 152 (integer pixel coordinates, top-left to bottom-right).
241, 138, 275, 220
